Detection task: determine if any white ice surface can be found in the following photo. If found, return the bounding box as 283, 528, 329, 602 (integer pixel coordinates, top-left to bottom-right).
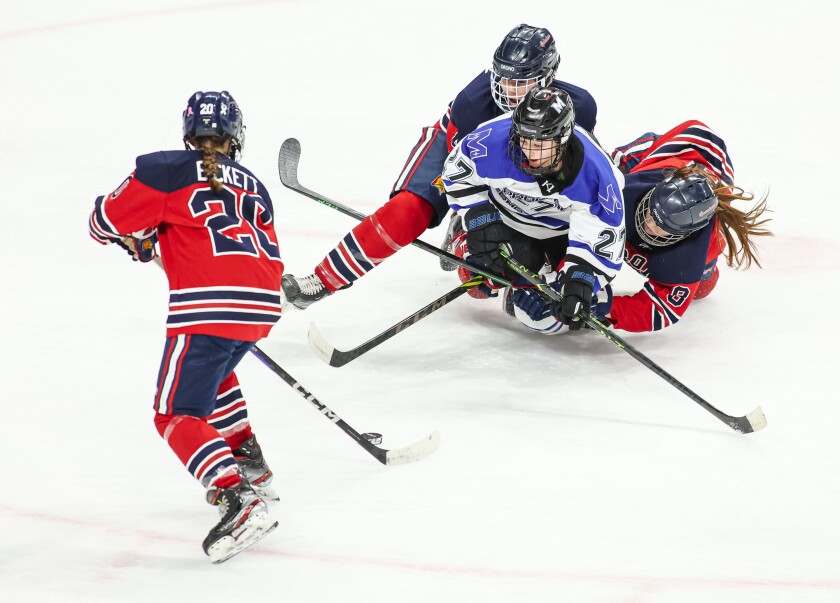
2, 1, 839, 601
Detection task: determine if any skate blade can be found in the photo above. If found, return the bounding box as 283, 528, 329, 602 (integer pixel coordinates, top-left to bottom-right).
208, 512, 278, 564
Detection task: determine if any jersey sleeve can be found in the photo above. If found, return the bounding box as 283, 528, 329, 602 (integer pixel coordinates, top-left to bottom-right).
88, 154, 170, 244
610, 223, 721, 332
440, 141, 490, 212
563, 137, 626, 292
608, 279, 700, 332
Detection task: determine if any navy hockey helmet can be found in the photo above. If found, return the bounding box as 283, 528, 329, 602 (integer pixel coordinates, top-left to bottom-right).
636, 172, 718, 247
508, 86, 575, 176
491, 24, 560, 112
182, 90, 245, 160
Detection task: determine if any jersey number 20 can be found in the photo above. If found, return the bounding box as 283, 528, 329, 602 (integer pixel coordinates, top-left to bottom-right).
189, 186, 281, 260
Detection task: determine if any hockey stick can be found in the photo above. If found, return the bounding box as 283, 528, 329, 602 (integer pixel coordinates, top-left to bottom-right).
277, 138, 512, 287
248, 345, 441, 465
499, 246, 767, 434
309, 276, 484, 367
131, 243, 441, 465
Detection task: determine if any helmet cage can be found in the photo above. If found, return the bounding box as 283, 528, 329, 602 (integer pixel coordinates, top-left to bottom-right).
508, 86, 574, 177
635, 174, 718, 247
491, 24, 559, 111
635, 189, 689, 247
491, 72, 554, 113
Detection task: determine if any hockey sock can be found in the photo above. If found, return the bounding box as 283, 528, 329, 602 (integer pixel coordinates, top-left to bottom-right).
315, 190, 434, 291
207, 372, 253, 449
694, 266, 719, 300
154, 413, 240, 488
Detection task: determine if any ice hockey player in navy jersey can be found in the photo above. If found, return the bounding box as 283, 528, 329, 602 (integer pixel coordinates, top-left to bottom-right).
442, 86, 625, 334
281, 24, 598, 309
602, 120, 771, 332
88, 91, 282, 563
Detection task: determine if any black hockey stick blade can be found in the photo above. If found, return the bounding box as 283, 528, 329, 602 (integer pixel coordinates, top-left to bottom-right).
308, 278, 481, 367
249, 344, 441, 464
278, 138, 366, 221
277, 138, 511, 287
499, 247, 767, 434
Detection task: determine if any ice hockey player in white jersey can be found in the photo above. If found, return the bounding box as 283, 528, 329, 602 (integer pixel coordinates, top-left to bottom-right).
441, 86, 625, 334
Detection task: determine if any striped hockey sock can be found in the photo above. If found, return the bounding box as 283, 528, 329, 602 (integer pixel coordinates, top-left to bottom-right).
315, 191, 434, 292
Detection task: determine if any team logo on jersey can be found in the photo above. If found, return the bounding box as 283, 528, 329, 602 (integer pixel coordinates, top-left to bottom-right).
598, 183, 622, 214
465, 128, 491, 159
499, 188, 565, 213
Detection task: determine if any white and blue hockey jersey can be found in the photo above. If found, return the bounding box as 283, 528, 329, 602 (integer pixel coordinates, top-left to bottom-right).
442, 114, 626, 291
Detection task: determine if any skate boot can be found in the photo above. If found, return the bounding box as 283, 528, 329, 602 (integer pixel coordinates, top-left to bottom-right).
233, 435, 279, 501
439, 213, 463, 271
203, 480, 278, 564
281, 273, 330, 310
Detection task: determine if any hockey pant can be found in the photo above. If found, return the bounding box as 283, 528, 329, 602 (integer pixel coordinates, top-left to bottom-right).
153, 334, 258, 489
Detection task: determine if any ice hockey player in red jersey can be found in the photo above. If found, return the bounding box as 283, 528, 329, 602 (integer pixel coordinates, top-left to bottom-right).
602, 120, 772, 332
88, 90, 283, 563
281, 24, 598, 308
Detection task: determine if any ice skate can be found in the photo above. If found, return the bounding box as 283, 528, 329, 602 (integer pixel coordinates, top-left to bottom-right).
203, 480, 277, 564
439, 213, 463, 271
233, 435, 279, 501
281, 273, 330, 309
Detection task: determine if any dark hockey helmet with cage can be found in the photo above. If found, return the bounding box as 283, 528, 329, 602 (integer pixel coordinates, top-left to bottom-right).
182, 90, 245, 161
508, 86, 575, 176
636, 171, 718, 247
491, 24, 560, 111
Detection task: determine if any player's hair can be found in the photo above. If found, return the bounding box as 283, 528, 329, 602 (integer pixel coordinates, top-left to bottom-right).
671, 165, 772, 269
194, 136, 226, 194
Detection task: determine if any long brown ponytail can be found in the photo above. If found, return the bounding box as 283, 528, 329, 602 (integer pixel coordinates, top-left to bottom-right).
193, 136, 226, 194
672, 165, 772, 269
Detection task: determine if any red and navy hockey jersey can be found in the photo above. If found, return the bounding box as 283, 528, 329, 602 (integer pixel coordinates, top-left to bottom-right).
89, 150, 284, 341
607, 121, 731, 332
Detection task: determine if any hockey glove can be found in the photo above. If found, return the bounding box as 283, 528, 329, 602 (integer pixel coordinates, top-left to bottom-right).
463, 205, 511, 277
512, 277, 560, 322
115, 228, 158, 263
553, 265, 597, 331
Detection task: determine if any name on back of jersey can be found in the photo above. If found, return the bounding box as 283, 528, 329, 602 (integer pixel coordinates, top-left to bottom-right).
194, 161, 259, 192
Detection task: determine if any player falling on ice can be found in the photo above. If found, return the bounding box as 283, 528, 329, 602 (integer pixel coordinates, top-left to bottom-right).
442, 85, 625, 333
281, 24, 598, 308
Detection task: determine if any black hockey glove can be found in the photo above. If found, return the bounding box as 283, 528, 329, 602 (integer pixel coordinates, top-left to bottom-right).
463, 205, 511, 276
552, 265, 597, 331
